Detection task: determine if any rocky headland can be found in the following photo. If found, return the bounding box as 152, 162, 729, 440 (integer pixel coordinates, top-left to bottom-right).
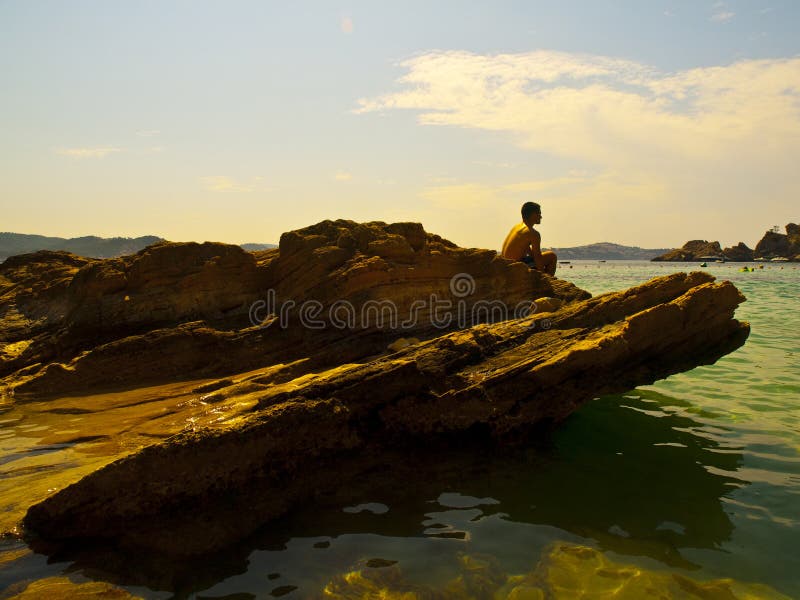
754, 222, 800, 260
0, 220, 750, 567
652, 223, 800, 262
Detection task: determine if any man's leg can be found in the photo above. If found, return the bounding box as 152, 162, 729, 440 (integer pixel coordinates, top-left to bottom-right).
542, 251, 557, 276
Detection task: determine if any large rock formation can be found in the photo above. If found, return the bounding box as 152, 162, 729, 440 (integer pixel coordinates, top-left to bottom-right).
754, 223, 800, 260
21, 271, 748, 557
0, 220, 749, 564
1, 220, 586, 397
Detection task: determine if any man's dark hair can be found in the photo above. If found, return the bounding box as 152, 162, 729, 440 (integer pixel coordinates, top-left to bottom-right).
521, 201, 541, 221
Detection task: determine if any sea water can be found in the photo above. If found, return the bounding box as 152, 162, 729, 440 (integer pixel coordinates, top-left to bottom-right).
1, 261, 798, 598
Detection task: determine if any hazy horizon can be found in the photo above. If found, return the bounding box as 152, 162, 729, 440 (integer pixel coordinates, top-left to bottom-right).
2, 1, 798, 250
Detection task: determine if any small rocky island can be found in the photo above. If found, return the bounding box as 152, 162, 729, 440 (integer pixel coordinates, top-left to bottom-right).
0, 220, 750, 562
652, 223, 800, 262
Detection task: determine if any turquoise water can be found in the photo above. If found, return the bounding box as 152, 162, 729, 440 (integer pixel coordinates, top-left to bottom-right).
1, 261, 798, 598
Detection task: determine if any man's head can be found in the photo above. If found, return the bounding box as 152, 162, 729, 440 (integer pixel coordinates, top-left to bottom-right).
521, 201, 542, 225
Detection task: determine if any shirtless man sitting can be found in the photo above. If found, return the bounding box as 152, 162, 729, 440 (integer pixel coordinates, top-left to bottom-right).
501, 201, 558, 276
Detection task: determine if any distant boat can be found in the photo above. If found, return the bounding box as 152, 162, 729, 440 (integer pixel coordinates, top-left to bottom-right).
559, 261, 571, 264
698, 255, 725, 262
598, 260, 606, 263
754, 257, 768, 261
699, 262, 708, 267
771, 257, 790, 262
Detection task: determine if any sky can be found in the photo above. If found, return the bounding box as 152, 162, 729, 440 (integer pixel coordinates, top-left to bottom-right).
1, 1, 799, 250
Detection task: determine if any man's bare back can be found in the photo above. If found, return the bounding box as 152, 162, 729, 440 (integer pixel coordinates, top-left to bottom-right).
502, 222, 539, 261
501, 202, 558, 276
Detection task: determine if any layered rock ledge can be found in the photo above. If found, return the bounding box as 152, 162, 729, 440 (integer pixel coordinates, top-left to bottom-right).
19, 265, 748, 557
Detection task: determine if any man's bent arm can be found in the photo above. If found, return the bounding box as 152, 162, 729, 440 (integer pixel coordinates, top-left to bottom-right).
529, 231, 546, 271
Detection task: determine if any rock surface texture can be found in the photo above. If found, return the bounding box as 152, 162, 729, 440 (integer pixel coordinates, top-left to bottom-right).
1, 220, 586, 398
20, 268, 747, 556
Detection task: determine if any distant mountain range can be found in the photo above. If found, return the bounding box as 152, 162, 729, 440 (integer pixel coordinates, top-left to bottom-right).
0, 233, 165, 260
239, 243, 278, 251
548, 242, 673, 260
0, 233, 278, 261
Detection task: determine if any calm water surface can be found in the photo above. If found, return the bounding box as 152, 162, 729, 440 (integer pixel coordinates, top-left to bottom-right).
1, 261, 798, 598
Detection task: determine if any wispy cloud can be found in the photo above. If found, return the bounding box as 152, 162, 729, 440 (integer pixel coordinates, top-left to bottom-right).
200, 176, 257, 192
136, 129, 161, 137
711, 1, 735, 22
358, 49, 800, 244
340, 16, 354, 34
711, 10, 735, 22
334, 171, 353, 181
55, 147, 123, 158
357, 50, 800, 168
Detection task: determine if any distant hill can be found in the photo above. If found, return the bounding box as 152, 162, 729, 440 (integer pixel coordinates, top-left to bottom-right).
0, 233, 280, 262
240, 243, 278, 251
0, 233, 164, 261
548, 242, 673, 260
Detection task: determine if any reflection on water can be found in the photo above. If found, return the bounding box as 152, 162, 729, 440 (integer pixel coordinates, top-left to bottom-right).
2, 392, 755, 598
320, 542, 789, 600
